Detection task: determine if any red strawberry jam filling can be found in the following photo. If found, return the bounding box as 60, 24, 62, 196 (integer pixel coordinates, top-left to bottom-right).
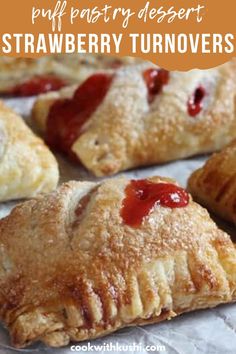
187, 86, 206, 117
46, 73, 113, 158
143, 68, 169, 103
8, 75, 66, 97
121, 179, 189, 228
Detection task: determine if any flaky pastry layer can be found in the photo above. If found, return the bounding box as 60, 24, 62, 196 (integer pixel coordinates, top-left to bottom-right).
0, 102, 59, 201
188, 140, 236, 224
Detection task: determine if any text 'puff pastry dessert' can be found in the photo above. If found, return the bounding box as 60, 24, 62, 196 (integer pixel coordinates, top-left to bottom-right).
32, 60, 236, 176
188, 140, 236, 225
1, 177, 236, 348
0, 102, 58, 201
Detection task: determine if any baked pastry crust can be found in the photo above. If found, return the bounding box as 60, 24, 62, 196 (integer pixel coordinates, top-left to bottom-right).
0, 101, 59, 201
0, 177, 236, 348
188, 140, 236, 224
32, 60, 236, 176
0, 55, 139, 94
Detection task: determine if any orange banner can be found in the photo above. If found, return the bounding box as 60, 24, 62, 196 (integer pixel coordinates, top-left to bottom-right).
0, 0, 235, 70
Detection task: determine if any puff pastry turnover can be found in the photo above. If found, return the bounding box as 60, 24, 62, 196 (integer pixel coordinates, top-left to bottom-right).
0, 102, 58, 201
32, 60, 236, 176
1, 177, 236, 348
188, 140, 236, 224
0, 55, 139, 96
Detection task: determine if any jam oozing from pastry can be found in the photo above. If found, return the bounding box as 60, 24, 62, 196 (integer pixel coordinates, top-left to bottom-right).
143, 69, 169, 103
121, 179, 189, 227
9, 75, 66, 96
188, 86, 206, 117
46, 73, 113, 157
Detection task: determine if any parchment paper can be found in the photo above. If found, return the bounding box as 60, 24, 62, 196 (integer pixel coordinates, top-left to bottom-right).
0, 97, 235, 354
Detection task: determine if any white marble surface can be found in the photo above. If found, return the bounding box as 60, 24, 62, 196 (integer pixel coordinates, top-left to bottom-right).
0, 98, 235, 354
